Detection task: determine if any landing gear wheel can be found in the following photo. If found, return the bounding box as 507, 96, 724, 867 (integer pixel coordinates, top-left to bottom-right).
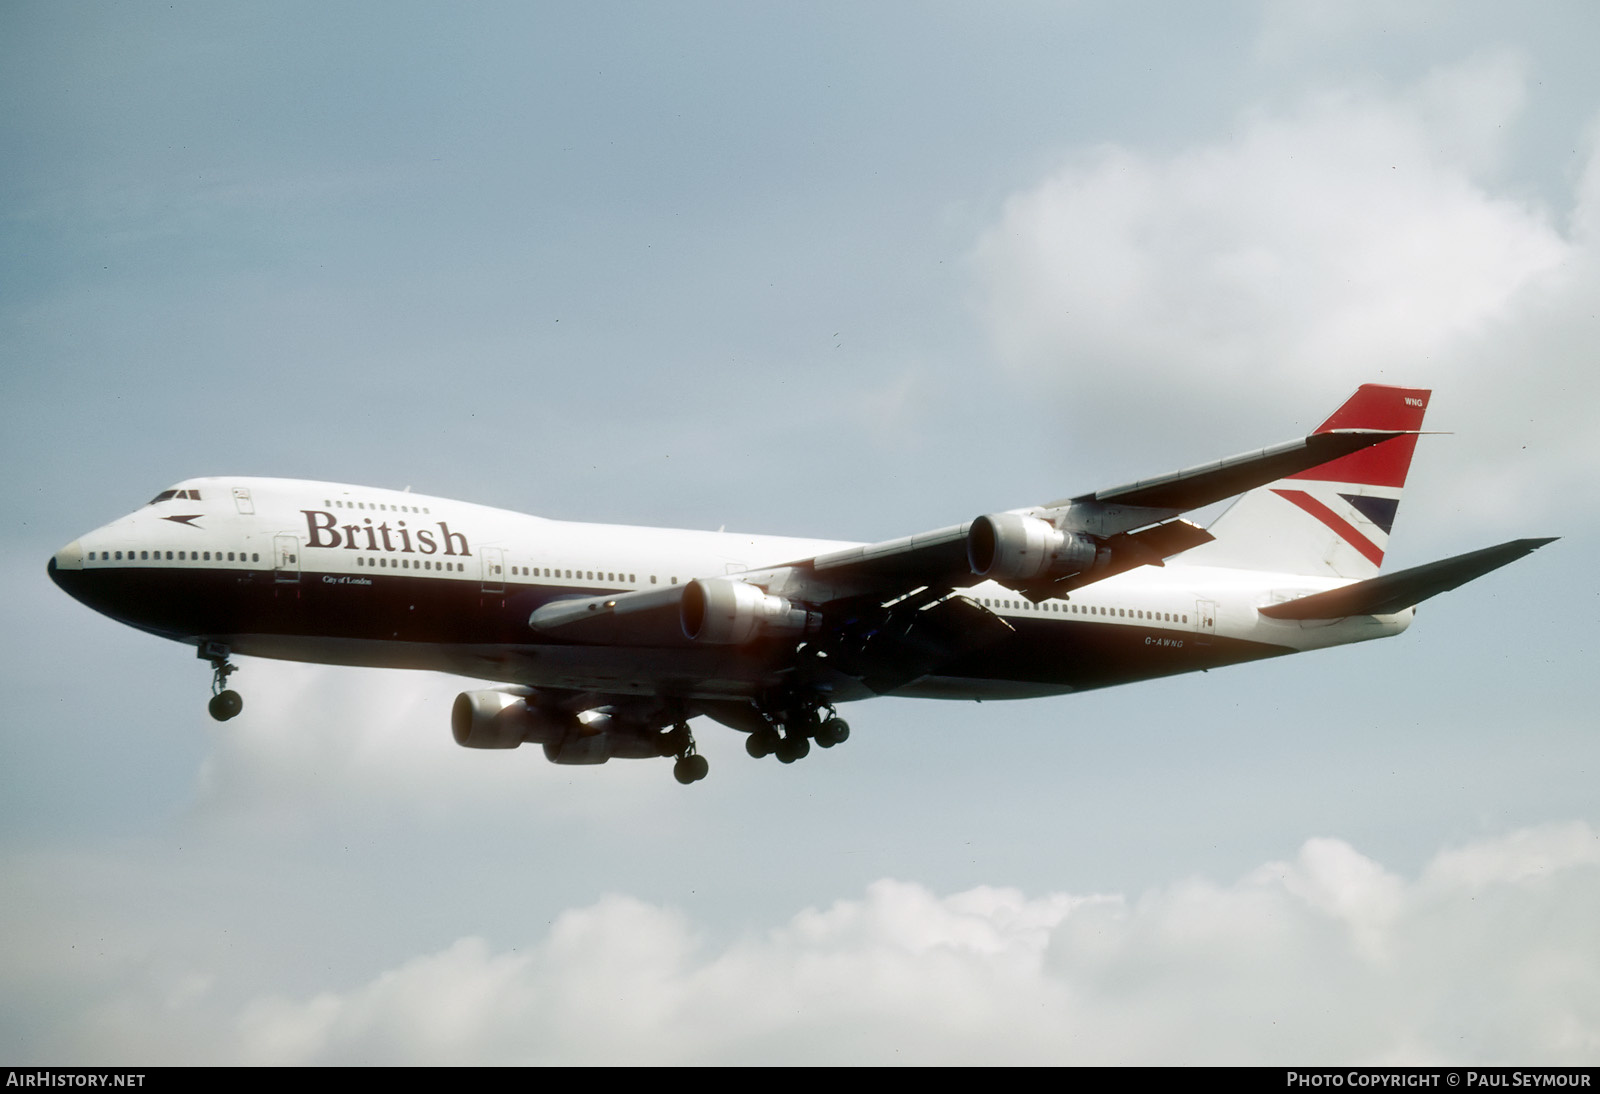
199, 641, 242, 722
775, 734, 811, 764
673, 753, 710, 784
746, 726, 780, 759
208, 689, 243, 722
815, 716, 849, 748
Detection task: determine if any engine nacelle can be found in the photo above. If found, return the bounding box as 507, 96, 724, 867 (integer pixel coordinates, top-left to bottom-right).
680, 578, 818, 645
453, 691, 669, 765
967, 513, 1100, 582
451, 689, 574, 750
542, 719, 664, 765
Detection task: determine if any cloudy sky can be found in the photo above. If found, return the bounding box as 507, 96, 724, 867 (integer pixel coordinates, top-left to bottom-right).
3, 1, 1597, 1065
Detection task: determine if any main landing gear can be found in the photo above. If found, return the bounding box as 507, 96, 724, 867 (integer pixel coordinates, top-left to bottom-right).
745, 697, 849, 765
199, 640, 243, 722
660, 720, 710, 785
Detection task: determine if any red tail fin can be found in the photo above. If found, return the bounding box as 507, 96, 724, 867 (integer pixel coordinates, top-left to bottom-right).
1185, 384, 1432, 579
1290, 384, 1429, 488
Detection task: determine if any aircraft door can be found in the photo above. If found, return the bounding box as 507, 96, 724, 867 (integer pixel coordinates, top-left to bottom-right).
273, 534, 300, 583
1195, 599, 1217, 634
480, 547, 506, 593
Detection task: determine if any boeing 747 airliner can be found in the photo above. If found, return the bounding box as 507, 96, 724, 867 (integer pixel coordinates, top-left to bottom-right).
48, 385, 1552, 783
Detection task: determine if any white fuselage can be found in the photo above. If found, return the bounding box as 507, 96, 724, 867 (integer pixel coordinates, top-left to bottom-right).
50, 477, 1412, 704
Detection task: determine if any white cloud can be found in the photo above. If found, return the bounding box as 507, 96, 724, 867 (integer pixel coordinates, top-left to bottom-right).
51, 823, 1597, 1064
236, 937, 541, 1066
970, 55, 1600, 531
975, 55, 1563, 393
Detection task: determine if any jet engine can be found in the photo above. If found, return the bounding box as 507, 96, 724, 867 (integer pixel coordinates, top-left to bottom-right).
967, 513, 1101, 582
451, 688, 571, 749
680, 578, 818, 644
452, 689, 667, 764
540, 721, 664, 765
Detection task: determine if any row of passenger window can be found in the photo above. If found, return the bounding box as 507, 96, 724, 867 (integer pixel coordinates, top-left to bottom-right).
94, 549, 260, 563
325, 498, 431, 515
348, 560, 652, 580
521, 567, 642, 583
92, 547, 686, 588
980, 597, 1187, 624
356, 556, 464, 571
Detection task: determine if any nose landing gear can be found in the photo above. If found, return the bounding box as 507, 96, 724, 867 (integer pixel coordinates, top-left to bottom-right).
659, 719, 709, 784
198, 641, 243, 721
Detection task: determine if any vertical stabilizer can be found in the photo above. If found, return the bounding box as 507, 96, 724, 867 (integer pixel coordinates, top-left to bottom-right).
1182, 385, 1430, 578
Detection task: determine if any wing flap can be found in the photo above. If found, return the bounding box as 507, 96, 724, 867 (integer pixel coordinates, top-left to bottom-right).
1034, 518, 1216, 599
819, 594, 1015, 695
1259, 538, 1556, 619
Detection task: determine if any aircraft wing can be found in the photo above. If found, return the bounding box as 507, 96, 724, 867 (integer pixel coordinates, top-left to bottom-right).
1258, 538, 1557, 619
527, 424, 1413, 653
779, 426, 1412, 604
1064, 430, 1411, 510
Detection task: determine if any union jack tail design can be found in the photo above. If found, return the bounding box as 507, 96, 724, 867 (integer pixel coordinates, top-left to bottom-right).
1186, 384, 1430, 579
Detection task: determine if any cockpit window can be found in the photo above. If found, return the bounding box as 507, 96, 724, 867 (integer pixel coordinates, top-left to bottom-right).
147, 488, 201, 505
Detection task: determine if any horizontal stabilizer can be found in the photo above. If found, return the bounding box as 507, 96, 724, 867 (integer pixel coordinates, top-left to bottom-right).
1259, 538, 1556, 620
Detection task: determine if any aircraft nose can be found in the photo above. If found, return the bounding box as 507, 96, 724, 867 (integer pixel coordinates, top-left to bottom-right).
48, 540, 84, 589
